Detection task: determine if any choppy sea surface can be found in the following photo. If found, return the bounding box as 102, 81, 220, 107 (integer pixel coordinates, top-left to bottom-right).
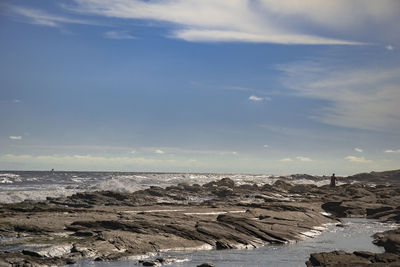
73, 218, 398, 267
0, 171, 335, 203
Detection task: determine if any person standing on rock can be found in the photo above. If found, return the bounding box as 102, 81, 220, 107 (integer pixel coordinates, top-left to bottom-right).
330, 173, 337, 188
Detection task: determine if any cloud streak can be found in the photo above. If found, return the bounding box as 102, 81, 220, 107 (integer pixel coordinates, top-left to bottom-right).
65, 0, 393, 45
104, 30, 135, 40
279, 62, 400, 131
8, 5, 102, 28
345, 155, 372, 163
249, 95, 263, 101
280, 156, 312, 162
385, 149, 400, 153
296, 156, 312, 162
9, 136, 22, 140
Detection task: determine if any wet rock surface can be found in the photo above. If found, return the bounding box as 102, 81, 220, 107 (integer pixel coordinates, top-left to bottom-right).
306, 250, 400, 266
0, 171, 399, 266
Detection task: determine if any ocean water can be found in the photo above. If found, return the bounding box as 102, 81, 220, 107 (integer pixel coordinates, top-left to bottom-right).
0, 171, 334, 203
73, 218, 398, 267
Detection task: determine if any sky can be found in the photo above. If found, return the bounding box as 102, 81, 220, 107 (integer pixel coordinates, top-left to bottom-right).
0, 0, 399, 175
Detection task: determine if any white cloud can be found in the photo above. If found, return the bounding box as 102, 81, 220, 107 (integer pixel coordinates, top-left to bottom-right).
9, 136, 22, 140
65, 0, 397, 45
258, 0, 398, 30
249, 95, 272, 101
155, 149, 165, 154
355, 148, 363, 153
385, 149, 400, 153
8, 5, 101, 28
104, 31, 135, 40
296, 156, 312, 162
345, 155, 372, 163
386, 44, 394, 51
280, 156, 312, 162
130, 150, 136, 154
249, 95, 263, 101
13, 99, 21, 103
263, 144, 269, 148
172, 29, 360, 45
232, 151, 238, 155
279, 62, 400, 131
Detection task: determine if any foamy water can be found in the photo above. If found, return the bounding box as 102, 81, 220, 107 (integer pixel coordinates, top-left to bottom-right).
0, 171, 334, 203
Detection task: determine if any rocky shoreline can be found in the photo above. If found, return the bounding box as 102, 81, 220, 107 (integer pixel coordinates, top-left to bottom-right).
1, 175, 400, 266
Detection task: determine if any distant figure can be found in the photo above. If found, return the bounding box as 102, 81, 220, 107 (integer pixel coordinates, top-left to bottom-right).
50, 168, 54, 172
330, 173, 337, 188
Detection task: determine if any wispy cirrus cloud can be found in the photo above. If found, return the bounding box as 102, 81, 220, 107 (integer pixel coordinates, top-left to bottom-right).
278, 61, 400, 131
9, 136, 22, 140
355, 148, 363, 153
7, 1, 399, 44
104, 30, 135, 40
7, 5, 102, 28
65, 0, 399, 45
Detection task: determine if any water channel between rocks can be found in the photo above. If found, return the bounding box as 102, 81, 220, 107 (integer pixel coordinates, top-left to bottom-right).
73, 218, 398, 267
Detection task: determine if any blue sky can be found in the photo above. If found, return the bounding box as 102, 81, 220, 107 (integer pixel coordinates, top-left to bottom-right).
0, 0, 399, 175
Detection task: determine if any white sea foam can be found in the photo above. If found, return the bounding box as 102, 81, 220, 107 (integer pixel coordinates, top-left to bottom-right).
0, 173, 22, 184
159, 243, 213, 252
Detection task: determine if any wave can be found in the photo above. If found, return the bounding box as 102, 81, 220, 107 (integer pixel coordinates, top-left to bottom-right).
0, 171, 333, 203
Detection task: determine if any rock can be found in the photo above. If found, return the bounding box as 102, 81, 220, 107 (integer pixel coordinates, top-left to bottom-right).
1, 174, 399, 266
197, 263, 215, 267
306, 250, 373, 266
145, 186, 167, 197
347, 169, 400, 185
373, 228, 400, 254
140, 260, 158, 266
306, 250, 400, 266
212, 187, 234, 197
22, 244, 73, 258
288, 184, 317, 194
367, 206, 393, 216
0, 251, 74, 266
273, 180, 294, 191
203, 178, 235, 188
138, 257, 185, 266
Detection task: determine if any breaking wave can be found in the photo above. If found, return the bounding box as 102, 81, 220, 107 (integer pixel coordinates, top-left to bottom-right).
0, 171, 333, 203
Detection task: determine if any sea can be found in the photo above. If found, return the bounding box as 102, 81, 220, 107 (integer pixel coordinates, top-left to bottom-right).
0, 171, 337, 204
0, 171, 398, 266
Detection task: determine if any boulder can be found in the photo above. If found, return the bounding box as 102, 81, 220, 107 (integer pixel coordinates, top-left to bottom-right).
273, 180, 294, 191
289, 184, 317, 194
